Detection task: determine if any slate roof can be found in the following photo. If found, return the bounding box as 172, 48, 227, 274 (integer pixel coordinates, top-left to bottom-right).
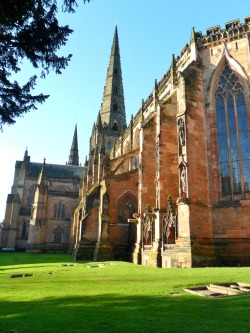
15, 161, 84, 180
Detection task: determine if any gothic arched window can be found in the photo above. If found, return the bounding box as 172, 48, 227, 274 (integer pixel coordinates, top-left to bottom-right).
21, 220, 28, 239
53, 202, 66, 219
112, 122, 118, 131
61, 204, 65, 218
216, 64, 250, 194
113, 103, 118, 111
53, 204, 57, 218
54, 227, 63, 243
118, 195, 137, 223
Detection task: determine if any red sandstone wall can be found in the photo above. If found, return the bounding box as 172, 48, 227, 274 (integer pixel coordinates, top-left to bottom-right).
184, 65, 213, 241
139, 116, 156, 212
159, 101, 179, 208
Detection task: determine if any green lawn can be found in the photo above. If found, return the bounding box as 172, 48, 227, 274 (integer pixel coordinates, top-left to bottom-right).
1, 253, 250, 333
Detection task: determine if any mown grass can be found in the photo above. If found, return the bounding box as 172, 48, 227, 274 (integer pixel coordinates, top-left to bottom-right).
1, 252, 250, 333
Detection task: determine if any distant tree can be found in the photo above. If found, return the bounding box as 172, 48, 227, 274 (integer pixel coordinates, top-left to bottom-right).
0, 0, 92, 130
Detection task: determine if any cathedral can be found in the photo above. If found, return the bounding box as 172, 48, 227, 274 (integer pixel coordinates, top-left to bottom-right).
2, 16, 250, 267
0, 127, 84, 253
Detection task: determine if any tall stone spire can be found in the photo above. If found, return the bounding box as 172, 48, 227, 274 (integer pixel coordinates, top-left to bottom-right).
100, 25, 126, 143
68, 124, 79, 166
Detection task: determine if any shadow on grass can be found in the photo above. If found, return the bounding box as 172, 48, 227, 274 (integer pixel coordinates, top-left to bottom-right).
1, 294, 250, 333
0, 265, 53, 271
0, 252, 75, 267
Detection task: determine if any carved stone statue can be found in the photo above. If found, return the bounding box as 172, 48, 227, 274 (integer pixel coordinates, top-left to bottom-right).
180, 166, 187, 193
178, 118, 185, 146
103, 195, 109, 215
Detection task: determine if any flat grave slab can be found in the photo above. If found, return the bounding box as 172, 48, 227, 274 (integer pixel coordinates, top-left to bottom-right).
184, 282, 250, 297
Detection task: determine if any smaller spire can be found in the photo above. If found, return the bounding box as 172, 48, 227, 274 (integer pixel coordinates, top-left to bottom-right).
23, 147, 28, 160
37, 158, 47, 187
154, 79, 158, 91
141, 99, 144, 121
154, 79, 158, 103
190, 27, 196, 44
171, 54, 177, 86
190, 29, 198, 62
23, 147, 30, 164
68, 124, 79, 166
130, 114, 133, 126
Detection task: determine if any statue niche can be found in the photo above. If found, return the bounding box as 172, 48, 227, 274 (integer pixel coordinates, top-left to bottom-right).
162, 196, 178, 245
178, 117, 185, 156
178, 156, 188, 198
102, 194, 109, 216
143, 205, 155, 247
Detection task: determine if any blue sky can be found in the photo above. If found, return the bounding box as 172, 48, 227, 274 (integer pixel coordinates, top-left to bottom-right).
1, 0, 250, 220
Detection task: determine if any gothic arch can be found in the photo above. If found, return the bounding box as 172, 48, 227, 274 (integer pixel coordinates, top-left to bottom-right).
208, 48, 249, 107
112, 121, 118, 131
115, 190, 137, 206
208, 53, 250, 197
54, 185, 71, 192
115, 191, 138, 224
53, 226, 64, 243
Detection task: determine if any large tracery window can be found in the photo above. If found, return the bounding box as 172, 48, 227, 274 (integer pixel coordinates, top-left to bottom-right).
118, 195, 137, 224
216, 65, 250, 195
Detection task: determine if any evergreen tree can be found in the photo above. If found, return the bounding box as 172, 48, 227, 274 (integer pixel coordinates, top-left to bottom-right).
0, 0, 91, 130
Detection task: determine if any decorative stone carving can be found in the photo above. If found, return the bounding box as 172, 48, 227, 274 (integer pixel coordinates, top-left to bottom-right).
180, 167, 187, 193
178, 118, 185, 147
155, 138, 160, 209
178, 156, 188, 198
143, 217, 152, 244
178, 117, 186, 157
162, 196, 178, 245
143, 207, 156, 246
102, 194, 109, 215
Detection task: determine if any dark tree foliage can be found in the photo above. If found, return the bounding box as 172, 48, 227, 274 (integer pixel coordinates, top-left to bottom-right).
0, 0, 91, 130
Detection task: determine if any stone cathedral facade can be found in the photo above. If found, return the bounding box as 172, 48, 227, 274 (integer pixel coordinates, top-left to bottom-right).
1, 127, 84, 253
2, 16, 250, 267
71, 17, 250, 267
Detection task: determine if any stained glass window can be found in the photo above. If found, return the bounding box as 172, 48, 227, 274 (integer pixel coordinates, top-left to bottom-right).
216, 64, 250, 194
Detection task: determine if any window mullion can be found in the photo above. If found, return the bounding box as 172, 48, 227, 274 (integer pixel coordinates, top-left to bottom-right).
234, 95, 244, 196
224, 95, 234, 199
